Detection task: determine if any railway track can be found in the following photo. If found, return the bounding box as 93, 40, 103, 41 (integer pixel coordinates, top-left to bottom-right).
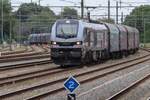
0, 51, 45, 59
0, 44, 49, 57
0, 45, 50, 62
0, 49, 149, 99
0, 58, 51, 71
106, 71, 150, 100
0, 53, 50, 63
1, 46, 33, 57
77, 64, 150, 100
0, 45, 51, 71
39, 44, 50, 53
1, 48, 28, 56
26, 54, 150, 100
1, 45, 34, 56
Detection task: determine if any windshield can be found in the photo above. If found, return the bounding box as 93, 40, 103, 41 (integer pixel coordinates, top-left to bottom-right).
56, 23, 78, 38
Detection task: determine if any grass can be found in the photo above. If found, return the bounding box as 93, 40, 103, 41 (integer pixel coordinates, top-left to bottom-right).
140, 43, 150, 48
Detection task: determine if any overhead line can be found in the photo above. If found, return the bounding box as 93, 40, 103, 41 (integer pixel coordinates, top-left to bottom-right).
11, 5, 139, 8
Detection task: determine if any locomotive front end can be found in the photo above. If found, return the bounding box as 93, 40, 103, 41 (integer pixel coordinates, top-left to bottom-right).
50, 19, 83, 66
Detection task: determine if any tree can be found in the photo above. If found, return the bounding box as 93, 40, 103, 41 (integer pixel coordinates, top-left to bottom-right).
15, 3, 55, 22
0, 0, 15, 43
27, 10, 57, 33
14, 3, 56, 41
0, 0, 11, 14
61, 7, 78, 18
124, 5, 150, 43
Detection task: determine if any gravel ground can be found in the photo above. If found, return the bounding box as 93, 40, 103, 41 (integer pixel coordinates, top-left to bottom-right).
42, 60, 150, 100
0, 51, 145, 90
0, 51, 144, 90
115, 75, 150, 100
0, 50, 148, 100
0, 63, 57, 79
0, 63, 58, 88
31, 45, 46, 52
77, 65, 150, 100
0, 58, 50, 67
0, 46, 26, 53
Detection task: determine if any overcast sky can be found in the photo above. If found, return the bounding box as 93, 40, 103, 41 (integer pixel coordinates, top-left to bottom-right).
11, 0, 150, 22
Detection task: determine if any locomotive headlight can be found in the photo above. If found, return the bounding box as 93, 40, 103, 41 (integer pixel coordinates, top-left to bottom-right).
76, 41, 81, 45
52, 41, 57, 45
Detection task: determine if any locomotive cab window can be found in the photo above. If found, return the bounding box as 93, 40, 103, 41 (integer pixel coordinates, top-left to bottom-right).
56, 20, 78, 39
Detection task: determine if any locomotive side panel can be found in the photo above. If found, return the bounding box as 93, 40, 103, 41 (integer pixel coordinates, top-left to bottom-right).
88, 29, 105, 50
83, 23, 108, 51
96, 31, 106, 50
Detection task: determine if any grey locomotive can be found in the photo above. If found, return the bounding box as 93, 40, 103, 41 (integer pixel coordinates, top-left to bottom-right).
50, 19, 139, 66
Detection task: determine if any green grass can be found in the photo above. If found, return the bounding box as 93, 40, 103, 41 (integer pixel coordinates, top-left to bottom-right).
140, 43, 150, 48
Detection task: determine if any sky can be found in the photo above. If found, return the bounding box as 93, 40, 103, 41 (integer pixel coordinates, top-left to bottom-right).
11, 0, 150, 23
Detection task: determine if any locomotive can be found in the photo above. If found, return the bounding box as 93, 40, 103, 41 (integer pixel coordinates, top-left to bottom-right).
28, 33, 51, 44
50, 19, 139, 66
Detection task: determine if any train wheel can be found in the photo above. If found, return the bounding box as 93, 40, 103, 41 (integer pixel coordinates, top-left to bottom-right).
82, 52, 89, 65
60, 65, 65, 67
92, 51, 97, 62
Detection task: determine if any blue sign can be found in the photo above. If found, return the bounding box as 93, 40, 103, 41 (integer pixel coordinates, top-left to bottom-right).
64, 76, 80, 93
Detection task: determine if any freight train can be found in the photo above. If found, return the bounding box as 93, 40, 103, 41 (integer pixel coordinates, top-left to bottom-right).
50, 19, 139, 66
28, 33, 51, 44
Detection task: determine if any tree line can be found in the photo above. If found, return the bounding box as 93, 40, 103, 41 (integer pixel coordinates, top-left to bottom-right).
0, 0, 150, 43
0, 1, 79, 43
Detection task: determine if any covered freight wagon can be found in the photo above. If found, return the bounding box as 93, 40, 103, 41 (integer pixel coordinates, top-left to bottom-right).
116, 25, 128, 56
104, 23, 120, 58
124, 25, 137, 53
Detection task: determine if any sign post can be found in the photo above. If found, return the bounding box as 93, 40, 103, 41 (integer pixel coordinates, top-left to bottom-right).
67, 94, 76, 100
64, 76, 80, 100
